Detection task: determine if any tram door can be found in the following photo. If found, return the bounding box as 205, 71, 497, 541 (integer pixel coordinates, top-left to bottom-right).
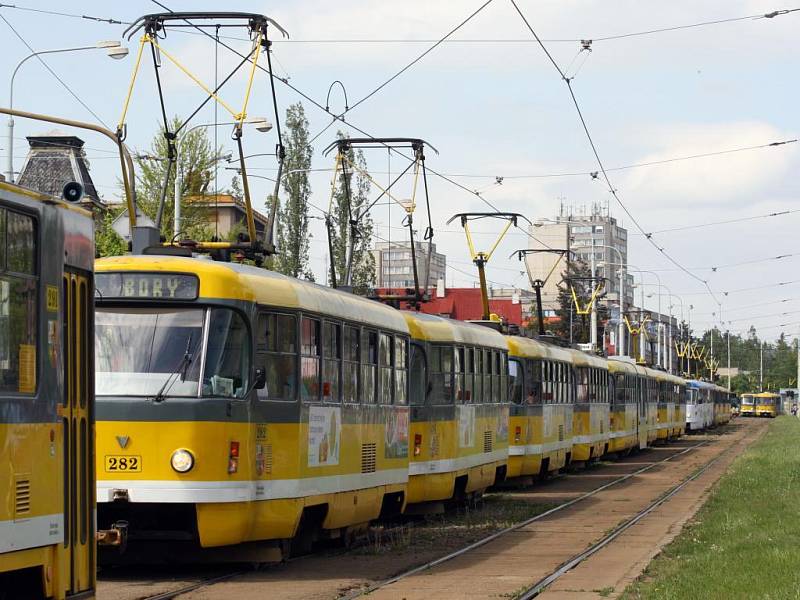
62, 270, 94, 595
637, 377, 647, 449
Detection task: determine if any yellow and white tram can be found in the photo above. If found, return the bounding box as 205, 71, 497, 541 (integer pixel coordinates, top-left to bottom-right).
753, 392, 780, 418
94, 256, 412, 556
506, 336, 573, 479
403, 312, 509, 510
607, 359, 642, 453
740, 393, 756, 417
0, 182, 95, 598
568, 349, 609, 461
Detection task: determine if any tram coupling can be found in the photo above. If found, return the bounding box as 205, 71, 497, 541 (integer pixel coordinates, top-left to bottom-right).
97, 520, 129, 551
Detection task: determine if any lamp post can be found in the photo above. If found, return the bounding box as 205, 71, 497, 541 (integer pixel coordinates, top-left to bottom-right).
593, 243, 625, 357
6, 41, 129, 183
173, 118, 272, 240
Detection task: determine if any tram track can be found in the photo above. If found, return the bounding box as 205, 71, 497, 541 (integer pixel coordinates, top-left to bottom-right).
345, 436, 713, 599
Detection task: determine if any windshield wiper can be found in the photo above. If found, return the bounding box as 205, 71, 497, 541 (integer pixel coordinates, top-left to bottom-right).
152, 334, 195, 403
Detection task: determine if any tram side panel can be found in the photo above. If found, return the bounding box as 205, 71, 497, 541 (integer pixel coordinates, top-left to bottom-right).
0, 186, 94, 599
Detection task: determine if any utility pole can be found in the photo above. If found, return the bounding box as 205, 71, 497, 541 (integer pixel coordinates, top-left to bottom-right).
639, 282, 646, 363
760, 341, 764, 392
590, 234, 597, 351
796, 328, 799, 397
727, 329, 731, 393
710, 328, 714, 381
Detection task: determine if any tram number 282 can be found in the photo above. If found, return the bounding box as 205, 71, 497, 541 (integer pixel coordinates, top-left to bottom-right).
105, 455, 142, 472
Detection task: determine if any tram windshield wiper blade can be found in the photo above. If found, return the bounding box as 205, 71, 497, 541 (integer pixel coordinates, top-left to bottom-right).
152, 334, 194, 403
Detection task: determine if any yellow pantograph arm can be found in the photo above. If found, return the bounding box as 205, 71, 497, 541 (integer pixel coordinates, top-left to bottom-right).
118, 34, 149, 132
341, 154, 415, 214
572, 282, 604, 315
327, 153, 343, 213
236, 31, 264, 125
149, 37, 241, 119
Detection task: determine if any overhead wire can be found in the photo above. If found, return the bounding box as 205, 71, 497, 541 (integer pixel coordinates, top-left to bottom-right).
0, 3, 129, 24
344, 0, 495, 115
0, 13, 109, 127
508, 0, 723, 321
149, 0, 502, 213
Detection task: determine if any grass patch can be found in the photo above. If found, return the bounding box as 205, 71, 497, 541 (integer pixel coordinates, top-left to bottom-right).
622, 417, 800, 599
357, 495, 552, 556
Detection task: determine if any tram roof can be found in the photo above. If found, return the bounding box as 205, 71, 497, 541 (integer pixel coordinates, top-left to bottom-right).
607, 357, 647, 376
565, 348, 608, 370
505, 335, 575, 363
401, 312, 508, 349
96, 255, 409, 332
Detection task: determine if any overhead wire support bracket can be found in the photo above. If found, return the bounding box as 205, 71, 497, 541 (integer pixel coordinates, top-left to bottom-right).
447, 212, 531, 321
513, 248, 572, 336
324, 137, 438, 304
115, 11, 289, 258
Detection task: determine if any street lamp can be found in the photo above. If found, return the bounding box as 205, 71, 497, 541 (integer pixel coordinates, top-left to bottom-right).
6, 41, 129, 183
174, 118, 272, 239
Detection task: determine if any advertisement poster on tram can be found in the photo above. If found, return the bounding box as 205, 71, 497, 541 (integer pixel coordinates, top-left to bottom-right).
308, 406, 341, 467
385, 406, 409, 458
458, 405, 475, 448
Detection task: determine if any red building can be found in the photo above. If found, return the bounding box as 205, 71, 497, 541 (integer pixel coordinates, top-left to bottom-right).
374, 287, 524, 326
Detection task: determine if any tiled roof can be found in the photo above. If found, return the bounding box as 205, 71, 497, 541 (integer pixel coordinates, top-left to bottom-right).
17, 135, 101, 206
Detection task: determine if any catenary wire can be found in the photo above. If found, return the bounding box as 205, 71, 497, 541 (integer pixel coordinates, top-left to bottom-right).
508, 0, 723, 321
0, 13, 109, 128
344, 0, 495, 115
149, 0, 502, 213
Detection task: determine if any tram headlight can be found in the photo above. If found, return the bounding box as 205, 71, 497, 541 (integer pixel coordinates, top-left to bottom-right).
171, 449, 195, 473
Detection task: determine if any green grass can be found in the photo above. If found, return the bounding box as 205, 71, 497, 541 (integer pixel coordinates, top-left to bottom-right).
622, 417, 800, 600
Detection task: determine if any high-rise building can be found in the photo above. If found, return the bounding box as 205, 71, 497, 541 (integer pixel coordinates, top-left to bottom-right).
372, 241, 446, 289
526, 203, 633, 314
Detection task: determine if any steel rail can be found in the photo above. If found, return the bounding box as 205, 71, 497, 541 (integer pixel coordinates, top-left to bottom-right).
141, 570, 248, 600
517, 423, 758, 599
346, 437, 711, 599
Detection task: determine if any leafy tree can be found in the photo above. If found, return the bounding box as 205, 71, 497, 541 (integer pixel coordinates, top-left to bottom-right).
134, 116, 220, 241
274, 103, 313, 280
94, 205, 127, 258
328, 132, 376, 293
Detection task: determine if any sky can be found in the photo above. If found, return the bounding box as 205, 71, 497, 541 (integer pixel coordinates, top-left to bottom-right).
1, 1, 798, 340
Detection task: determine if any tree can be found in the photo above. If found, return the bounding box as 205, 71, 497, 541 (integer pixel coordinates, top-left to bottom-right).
95, 205, 127, 258
135, 116, 220, 241
274, 103, 313, 280
552, 259, 607, 344
328, 132, 376, 293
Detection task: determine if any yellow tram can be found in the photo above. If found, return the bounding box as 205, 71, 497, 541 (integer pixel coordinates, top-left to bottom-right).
607, 359, 643, 452
403, 312, 509, 510
94, 256, 412, 557
753, 392, 780, 418
506, 336, 573, 479
568, 349, 609, 462
0, 182, 95, 598
655, 370, 686, 441
740, 393, 756, 417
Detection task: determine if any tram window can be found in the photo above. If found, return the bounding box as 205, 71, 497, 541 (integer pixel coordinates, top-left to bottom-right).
343, 326, 359, 403
0, 277, 37, 393
6, 211, 35, 275
577, 368, 589, 403
257, 312, 297, 402
500, 353, 508, 403
409, 343, 426, 406
394, 336, 408, 405
95, 307, 203, 398
491, 351, 500, 401
361, 330, 378, 403
430, 345, 453, 404
455, 347, 465, 403
322, 322, 341, 402
474, 349, 483, 403
300, 317, 321, 402
0, 208, 5, 270
204, 309, 250, 398
378, 333, 393, 405
464, 348, 474, 403
508, 358, 524, 404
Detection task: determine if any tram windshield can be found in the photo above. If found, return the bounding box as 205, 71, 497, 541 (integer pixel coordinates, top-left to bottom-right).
741, 396, 755, 405
95, 306, 250, 398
